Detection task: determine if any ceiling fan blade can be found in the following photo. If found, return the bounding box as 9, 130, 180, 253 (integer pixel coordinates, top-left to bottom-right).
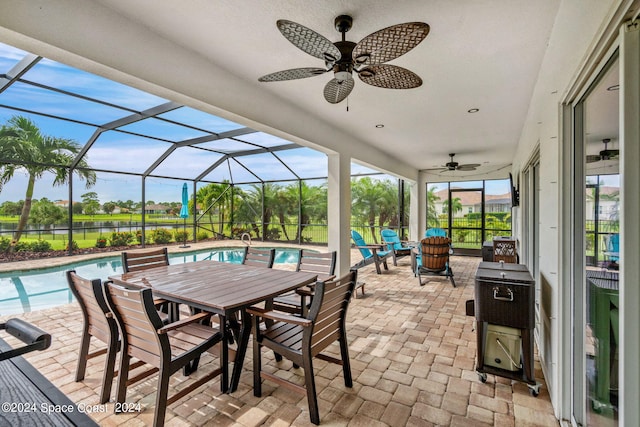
258, 67, 328, 82
358, 64, 422, 89
456, 164, 480, 171
353, 22, 429, 65
600, 149, 620, 160
277, 20, 342, 62
323, 78, 354, 104
586, 155, 602, 163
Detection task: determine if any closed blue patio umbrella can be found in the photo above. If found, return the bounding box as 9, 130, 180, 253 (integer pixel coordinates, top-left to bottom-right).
179, 183, 190, 248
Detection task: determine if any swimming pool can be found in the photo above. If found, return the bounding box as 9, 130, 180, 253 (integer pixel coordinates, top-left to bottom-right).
0, 247, 303, 316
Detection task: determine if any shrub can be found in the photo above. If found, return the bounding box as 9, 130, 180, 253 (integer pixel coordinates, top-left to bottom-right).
150, 228, 172, 244
109, 231, 133, 247
30, 239, 52, 252
231, 227, 249, 238
0, 236, 10, 252
135, 229, 143, 244
196, 230, 209, 241
265, 227, 281, 240
95, 236, 107, 248
14, 241, 31, 252
174, 229, 189, 243
66, 240, 79, 251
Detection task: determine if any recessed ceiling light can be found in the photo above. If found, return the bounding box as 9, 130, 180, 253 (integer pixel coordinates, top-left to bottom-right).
375, 124, 384, 128
607, 84, 619, 91
467, 108, 479, 113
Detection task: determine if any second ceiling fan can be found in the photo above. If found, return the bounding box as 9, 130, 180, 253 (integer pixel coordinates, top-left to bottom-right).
438, 153, 481, 172
258, 15, 430, 103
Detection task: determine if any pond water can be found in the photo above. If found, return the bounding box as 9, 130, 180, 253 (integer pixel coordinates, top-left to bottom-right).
0, 247, 302, 316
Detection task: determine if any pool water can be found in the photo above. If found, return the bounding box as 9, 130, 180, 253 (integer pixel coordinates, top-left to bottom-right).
0, 247, 302, 316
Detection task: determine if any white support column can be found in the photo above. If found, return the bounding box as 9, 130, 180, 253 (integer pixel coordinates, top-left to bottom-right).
328, 153, 352, 275
619, 20, 640, 426
409, 179, 421, 241
417, 171, 428, 238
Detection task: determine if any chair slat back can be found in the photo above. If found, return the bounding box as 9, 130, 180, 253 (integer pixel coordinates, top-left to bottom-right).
307, 270, 356, 354
381, 229, 402, 250
493, 239, 517, 263
425, 228, 447, 238
66, 271, 113, 344
420, 237, 451, 271
104, 283, 167, 368
122, 248, 169, 273
242, 247, 275, 268
296, 250, 336, 282
351, 230, 372, 259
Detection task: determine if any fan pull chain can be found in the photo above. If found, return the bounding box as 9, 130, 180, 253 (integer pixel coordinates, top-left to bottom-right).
346, 97, 349, 112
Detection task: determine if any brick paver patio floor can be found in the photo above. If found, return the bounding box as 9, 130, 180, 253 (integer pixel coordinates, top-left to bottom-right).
0, 245, 559, 426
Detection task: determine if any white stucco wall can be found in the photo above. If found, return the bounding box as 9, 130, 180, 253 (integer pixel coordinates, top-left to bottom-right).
511, 0, 621, 419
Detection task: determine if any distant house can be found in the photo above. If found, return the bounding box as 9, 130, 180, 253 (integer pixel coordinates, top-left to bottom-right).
144, 204, 169, 214
433, 188, 512, 218
54, 200, 69, 209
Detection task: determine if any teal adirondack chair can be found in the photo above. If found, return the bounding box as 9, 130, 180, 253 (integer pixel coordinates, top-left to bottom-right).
425, 227, 447, 237
412, 236, 456, 287
380, 229, 412, 266
351, 230, 391, 274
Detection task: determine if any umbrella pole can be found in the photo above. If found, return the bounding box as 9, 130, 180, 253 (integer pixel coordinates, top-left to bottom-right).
180, 217, 190, 248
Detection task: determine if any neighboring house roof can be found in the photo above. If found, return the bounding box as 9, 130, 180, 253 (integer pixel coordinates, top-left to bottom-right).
145, 204, 169, 211
434, 189, 511, 205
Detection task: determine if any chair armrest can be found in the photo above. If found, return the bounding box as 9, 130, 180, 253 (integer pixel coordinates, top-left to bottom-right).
157, 312, 212, 334
246, 306, 312, 327
295, 287, 315, 297
153, 298, 168, 307
0, 319, 52, 361
359, 244, 385, 250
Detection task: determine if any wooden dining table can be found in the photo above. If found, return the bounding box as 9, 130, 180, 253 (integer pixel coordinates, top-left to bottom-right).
108, 260, 318, 393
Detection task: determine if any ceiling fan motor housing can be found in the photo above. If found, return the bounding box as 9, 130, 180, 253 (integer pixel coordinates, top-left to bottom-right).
330, 41, 356, 81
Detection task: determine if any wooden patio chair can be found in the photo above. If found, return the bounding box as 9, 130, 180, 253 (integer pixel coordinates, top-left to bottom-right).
104, 282, 223, 427
493, 238, 517, 263
121, 248, 176, 319
66, 270, 168, 404
121, 247, 170, 272
242, 246, 276, 268
247, 269, 357, 425
414, 236, 456, 287
272, 249, 336, 316
66, 270, 120, 404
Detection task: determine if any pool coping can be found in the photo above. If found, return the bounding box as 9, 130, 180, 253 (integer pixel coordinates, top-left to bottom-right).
0, 240, 322, 273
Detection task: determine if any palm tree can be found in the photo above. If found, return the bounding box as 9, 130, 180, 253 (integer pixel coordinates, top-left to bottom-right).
0, 115, 96, 251
273, 184, 293, 241
195, 181, 232, 236
427, 186, 441, 227
352, 177, 387, 243
287, 181, 327, 242
443, 197, 463, 215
